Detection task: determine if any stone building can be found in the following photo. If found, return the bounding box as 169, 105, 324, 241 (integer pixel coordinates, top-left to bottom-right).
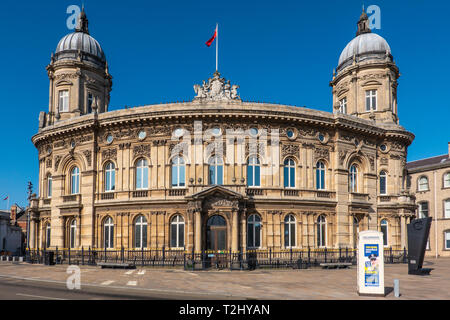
29, 9, 416, 252
0, 209, 23, 255
407, 143, 450, 257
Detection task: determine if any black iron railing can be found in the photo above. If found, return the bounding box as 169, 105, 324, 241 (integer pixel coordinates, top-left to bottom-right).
24, 247, 408, 270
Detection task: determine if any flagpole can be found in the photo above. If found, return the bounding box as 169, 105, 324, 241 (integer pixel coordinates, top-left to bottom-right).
216, 23, 218, 72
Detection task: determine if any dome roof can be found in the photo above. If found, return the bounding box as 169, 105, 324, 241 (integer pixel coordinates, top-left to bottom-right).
338, 33, 391, 67
55, 32, 105, 61
336, 10, 393, 73
52, 9, 106, 68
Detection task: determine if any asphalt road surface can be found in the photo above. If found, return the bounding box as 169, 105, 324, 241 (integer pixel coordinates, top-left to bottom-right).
0, 275, 224, 300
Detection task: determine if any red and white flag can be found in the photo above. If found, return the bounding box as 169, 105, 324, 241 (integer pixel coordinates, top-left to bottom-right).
205, 26, 217, 47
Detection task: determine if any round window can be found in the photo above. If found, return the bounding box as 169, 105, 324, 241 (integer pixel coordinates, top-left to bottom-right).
138, 130, 147, 140
287, 129, 295, 139
250, 127, 259, 136
174, 128, 184, 137
380, 144, 387, 152
318, 133, 325, 142
211, 127, 221, 136
106, 134, 114, 144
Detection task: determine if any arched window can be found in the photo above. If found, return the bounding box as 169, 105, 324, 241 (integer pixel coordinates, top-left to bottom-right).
444, 173, 450, 188
46, 223, 51, 249
284, 214, 296, 248
134, 215, 147, 249
69, 219, 77, 249
316, 161, 326, 190
105, 162, 116, 192
247, 214, 261, 248
284, 158, 296, 188
209, 156, 223, 185
247, 156, 261, 187
47, 175, 52, 198
171, 156, 186, 188
104, 217, 114, 249
317, 215, 327, 247
135, 158, 149, 190
380, 219, 388, 246
170, 215, 185, 248
418, 176, 429, 191
70, 167, 80, 194
349, 164, 358, 193
379, 171, 387, 195
418, 202, 429, 218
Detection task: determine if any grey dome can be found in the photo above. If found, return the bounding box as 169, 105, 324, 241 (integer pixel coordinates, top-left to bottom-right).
53, 9, 106, 68
337, 32, 392, 72
54, 32, 106, 66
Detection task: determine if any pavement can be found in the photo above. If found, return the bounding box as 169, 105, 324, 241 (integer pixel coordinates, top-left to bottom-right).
0, 258, 449, 300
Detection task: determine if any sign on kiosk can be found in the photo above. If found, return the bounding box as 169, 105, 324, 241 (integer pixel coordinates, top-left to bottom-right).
357, 230, 385, 296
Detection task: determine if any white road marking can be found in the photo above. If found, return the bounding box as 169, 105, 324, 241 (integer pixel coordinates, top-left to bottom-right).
16, 293, 66, 300
137, 270, 146, 275
125, 270, 135, 275
101, 280, 115, 286
187, 272, 199, 277
126, 281, 137, 286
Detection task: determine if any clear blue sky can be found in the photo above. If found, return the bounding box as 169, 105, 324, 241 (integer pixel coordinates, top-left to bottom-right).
0, 0, 449, 207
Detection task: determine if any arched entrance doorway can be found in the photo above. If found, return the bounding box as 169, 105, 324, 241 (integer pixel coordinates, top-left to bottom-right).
206, 215, 227, 251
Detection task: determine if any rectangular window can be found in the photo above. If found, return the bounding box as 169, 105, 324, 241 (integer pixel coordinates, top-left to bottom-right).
380, 176, 387, 195
59, 90, 69, 112
365, 90, 377, 111
446, 232, 450, 250
381, 225, 388, 246
87, 93, 93, 113
135, 226, 141, 248
419, 202, 429, 218
445, 200, 450, 219
339, 97, 347, 114
48, 177, 52, 198
444, 173, 450, 188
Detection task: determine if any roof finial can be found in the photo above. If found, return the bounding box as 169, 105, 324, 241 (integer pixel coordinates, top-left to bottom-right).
75, 5, 89, 34
356, 6, 371, 36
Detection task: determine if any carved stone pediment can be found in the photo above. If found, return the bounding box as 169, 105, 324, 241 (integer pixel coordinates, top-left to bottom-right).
133, 144, 151, 158
102, 148, 117, 161
281, 144, 299, 158
193, 71, 241, 102
314, 148, 330, 162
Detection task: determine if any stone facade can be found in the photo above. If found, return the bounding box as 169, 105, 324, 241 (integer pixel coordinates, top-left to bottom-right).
407, 143, 450, 257
29, 10, 416, 252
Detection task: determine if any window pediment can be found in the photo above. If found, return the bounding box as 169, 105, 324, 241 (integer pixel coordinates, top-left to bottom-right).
361, 80, 382, 87
55, 80, 74, 87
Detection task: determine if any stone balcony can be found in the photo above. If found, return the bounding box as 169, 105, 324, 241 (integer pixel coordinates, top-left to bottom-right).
349, 192, 370, 203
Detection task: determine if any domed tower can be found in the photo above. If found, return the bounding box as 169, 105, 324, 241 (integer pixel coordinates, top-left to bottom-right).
45, 8, 112, 125
330, 10, 399, 124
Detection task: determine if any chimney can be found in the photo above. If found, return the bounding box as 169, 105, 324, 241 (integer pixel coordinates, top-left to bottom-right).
448, 142, 450, 158
10, 205, 17, 224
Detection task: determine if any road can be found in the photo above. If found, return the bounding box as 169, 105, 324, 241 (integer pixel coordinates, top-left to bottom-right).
0, 274, 231, 300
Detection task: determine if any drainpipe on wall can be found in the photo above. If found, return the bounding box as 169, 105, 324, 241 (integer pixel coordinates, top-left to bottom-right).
434, 171, 438, 259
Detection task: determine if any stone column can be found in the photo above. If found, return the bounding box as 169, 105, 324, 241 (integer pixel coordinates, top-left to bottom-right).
29, 219, 36, 249
231, 210, 239, 252
195, 211, 202, 252
240, 213, 247, 251
400, 214, 407, 249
